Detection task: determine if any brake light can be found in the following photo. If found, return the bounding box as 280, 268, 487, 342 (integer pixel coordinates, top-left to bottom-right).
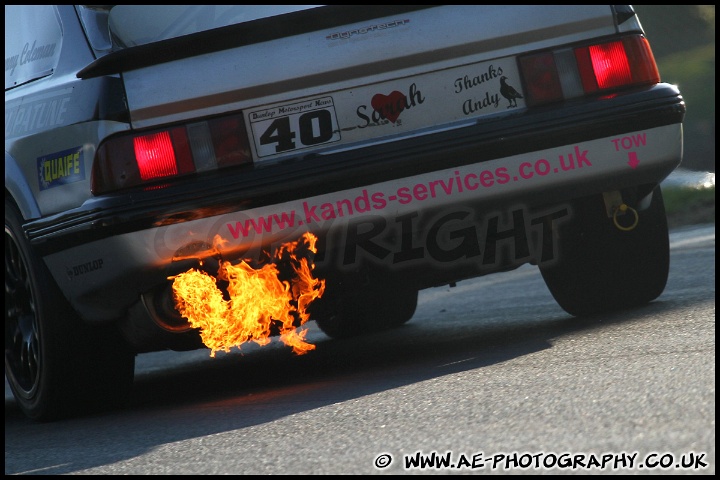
134, 129, 189, 180
587, 41, 632, 89
92, 114, 251, 195
519, 34, 660, 107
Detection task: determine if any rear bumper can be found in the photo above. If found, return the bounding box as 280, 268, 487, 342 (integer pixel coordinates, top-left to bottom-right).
31, 84, 684, 323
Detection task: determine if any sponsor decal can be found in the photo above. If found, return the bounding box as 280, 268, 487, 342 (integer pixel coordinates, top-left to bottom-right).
223, 142, 593, 243
5, 89, 72, 137
66, 258, 104, 278
150, 127, 664, 278
37, 145, 85, 190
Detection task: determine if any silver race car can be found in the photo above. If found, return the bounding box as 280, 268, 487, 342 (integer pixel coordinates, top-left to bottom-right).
5, 5, 685, 420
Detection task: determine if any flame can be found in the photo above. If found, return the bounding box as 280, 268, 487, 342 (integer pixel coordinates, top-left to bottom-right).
170, 232, 325, 357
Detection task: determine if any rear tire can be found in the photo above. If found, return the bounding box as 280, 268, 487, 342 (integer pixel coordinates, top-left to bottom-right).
312, 273, 418, 339
539, 186, 669, 317
5, 199, 135, 421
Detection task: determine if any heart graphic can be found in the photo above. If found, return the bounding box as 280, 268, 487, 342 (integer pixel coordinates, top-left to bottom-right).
371, 91, 407, 123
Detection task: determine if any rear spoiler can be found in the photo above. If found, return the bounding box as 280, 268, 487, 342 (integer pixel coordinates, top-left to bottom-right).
77, 5, 436, 80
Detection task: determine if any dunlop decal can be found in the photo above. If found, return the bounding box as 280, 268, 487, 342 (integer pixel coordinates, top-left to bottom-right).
37, 146, 85, 190
66, 258, 104, 278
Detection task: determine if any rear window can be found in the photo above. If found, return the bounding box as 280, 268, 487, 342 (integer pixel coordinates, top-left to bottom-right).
4, 5, 63, 90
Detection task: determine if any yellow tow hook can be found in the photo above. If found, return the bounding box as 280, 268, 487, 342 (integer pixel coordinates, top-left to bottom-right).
612, 203, 639, 231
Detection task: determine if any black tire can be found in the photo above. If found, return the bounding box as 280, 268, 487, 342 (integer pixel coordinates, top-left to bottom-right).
312, 274, 418, 339
5, 199, 135, 421
539, 186, 669, 317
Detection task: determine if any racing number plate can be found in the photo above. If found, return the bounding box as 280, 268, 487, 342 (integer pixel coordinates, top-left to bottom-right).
249, 96, 341, 158
247, 56, 522, 163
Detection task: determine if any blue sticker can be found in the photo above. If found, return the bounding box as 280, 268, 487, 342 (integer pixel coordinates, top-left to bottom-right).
37, 146, 85, 190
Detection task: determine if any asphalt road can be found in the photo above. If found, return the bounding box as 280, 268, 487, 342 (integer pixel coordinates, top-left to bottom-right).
5, 223, 715, 475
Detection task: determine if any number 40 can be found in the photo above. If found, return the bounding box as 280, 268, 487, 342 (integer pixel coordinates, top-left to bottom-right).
259, 110, 335, 153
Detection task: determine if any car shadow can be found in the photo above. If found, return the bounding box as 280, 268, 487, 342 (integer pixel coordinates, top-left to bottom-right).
3, 255, 706, 475
5, 302, 683, 475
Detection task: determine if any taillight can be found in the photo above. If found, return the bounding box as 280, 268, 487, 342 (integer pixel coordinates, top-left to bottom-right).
134, 128, 194, 180
519, 34, 660, 107
92, 113, 252, 195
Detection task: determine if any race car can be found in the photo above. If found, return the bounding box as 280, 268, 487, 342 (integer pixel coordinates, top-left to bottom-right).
5, 5, 684, 420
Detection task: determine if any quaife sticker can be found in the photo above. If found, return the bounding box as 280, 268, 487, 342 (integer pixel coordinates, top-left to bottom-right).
37, 146, 85, 190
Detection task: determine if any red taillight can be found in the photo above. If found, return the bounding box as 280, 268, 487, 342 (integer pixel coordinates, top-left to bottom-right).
587, 41, 632, 89
92, 114, 251, 195
134, 131, 179, 180
519, 34, 660, 107
619, 36, 660, 84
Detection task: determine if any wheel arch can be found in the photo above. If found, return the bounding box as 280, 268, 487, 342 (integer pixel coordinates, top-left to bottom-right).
5, 151, 41, 220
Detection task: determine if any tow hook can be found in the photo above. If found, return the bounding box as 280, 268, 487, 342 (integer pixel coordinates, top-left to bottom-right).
603, 191, 639, 232
612, 203, 639, 231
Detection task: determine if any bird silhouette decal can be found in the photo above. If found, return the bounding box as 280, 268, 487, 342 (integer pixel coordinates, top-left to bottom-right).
499, 76, 523, 108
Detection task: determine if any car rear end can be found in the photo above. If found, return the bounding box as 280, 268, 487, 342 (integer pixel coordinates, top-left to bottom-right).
32, 5, 684, 344
5, 4, 685, 421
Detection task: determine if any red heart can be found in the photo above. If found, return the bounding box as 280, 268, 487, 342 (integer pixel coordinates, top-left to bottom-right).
371, 91, 407, 124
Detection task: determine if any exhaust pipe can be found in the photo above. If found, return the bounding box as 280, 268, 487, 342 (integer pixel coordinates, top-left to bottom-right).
141, 284, 193, 333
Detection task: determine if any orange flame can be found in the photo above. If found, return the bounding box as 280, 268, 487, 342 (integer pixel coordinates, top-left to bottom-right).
170, 232, 325, 357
